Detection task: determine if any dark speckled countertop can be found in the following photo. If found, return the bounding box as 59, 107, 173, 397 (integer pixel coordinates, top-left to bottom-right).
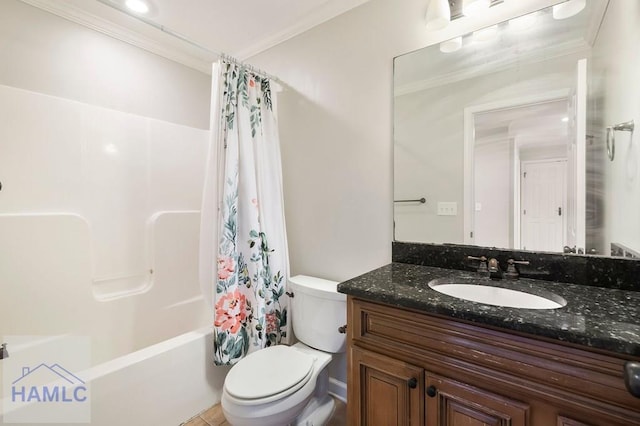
337, 263, 640, 357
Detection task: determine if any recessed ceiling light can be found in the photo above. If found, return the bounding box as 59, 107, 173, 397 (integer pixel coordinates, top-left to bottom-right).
103, 143, 119, 155
125, 0, 149, 14
562, 117, 569, 122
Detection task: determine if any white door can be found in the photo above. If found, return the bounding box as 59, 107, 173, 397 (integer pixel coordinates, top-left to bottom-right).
521, 160, 567, 252
566, 58, 587, 252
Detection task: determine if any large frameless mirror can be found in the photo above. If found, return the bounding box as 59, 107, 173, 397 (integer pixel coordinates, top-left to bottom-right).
394, 0, 640, 259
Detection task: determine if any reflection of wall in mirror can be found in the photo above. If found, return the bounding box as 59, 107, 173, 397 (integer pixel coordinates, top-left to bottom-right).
474, 138, 511, 248
591, 0, 640, 255
394, 50, 587, 244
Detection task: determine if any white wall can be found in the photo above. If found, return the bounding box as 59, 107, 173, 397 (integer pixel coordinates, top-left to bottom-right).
0, 0, 210, 129
248, 0, 564, 384
592, 0, 640, 254
249, 0, 562, 281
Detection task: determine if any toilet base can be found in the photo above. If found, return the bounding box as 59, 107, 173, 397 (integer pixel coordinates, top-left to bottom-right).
221, 344, 335, 426
294, 394, 335, 426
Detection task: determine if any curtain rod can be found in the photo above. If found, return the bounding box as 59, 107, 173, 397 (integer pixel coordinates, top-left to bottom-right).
94, 0, 283, 84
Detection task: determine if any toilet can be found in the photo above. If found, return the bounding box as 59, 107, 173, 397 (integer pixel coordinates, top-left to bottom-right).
221, 275, 347, 426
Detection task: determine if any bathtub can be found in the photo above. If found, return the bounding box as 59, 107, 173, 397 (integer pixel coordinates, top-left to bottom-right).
0, 84, 225, 424
1, 328, 229, 425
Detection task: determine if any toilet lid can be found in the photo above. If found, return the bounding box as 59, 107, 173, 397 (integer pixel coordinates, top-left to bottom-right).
225, 345, 314, 401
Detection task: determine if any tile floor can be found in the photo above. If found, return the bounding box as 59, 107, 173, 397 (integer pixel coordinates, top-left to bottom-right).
181, 396, 346, 426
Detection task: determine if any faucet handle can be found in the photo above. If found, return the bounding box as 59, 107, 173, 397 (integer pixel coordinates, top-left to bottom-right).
505, 259, 530, 280
467, 256, 489, 276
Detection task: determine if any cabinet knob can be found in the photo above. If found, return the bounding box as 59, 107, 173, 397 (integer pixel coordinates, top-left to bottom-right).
426, 385, 437, 398
624, 361, 640, 398
407, 377, 418, 389
338, 324, 347, 334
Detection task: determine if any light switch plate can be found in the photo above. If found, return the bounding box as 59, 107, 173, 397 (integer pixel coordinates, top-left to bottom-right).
437, 202, 457, 216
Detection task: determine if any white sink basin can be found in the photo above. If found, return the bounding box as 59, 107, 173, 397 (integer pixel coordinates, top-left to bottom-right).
428, 279, 566, 310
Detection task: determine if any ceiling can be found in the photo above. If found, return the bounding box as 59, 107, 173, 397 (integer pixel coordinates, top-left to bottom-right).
475, 100, 569, 148
20, 0, 371, 71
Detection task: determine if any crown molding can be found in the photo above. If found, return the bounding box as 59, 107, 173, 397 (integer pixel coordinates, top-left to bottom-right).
18, 0, 372, 73
394, 38, 591, 97
235, 0, 371, 60
18, 0, 213, 74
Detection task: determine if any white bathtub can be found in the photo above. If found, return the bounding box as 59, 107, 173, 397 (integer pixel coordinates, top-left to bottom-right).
0, 84, 226, 424
87, 328, 229, 426
1, 328, 229, 425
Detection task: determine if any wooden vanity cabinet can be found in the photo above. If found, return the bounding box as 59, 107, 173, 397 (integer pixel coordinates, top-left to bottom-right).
346, 297, 640, 426
350, 347, 424, 426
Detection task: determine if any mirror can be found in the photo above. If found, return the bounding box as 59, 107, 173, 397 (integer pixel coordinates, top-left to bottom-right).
394, 0, 640, 259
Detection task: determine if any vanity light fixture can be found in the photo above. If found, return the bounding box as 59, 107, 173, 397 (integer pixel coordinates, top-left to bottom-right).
463, 0, 491, 17
125, 0, 149, 14
552, 0, 586, 20
440, 36, 463, 53
425, 0, 451, 31
509, 12, 538, 31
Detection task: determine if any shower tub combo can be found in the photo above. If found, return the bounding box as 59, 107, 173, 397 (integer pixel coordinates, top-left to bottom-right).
0, 83, 224, 424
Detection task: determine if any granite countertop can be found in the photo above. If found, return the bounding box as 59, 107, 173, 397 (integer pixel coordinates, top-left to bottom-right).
337, 262, 640, 356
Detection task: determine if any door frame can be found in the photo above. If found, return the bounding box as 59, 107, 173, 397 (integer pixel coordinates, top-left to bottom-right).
463, 89, 570, 245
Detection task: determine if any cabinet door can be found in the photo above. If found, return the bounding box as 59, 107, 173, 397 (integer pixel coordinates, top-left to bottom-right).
557, 416, 591, 426
349, 347, 424, 426
426, 373, 529, 426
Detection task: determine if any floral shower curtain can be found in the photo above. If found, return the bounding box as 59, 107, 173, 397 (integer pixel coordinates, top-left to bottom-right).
199, 60, 290, 366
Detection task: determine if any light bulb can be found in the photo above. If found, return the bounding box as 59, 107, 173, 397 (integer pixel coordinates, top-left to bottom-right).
425, 0, 451, 31
125, 0, 149, 14
553, 0, 586, 20
463, 0, 490, 17
440, 37, 463, 53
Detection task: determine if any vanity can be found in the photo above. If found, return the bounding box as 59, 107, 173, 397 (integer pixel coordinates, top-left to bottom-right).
362, 0, 640, 423
337, 257, 640, 426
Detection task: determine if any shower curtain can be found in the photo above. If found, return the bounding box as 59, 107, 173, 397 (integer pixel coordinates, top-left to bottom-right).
199, 60, 290, 366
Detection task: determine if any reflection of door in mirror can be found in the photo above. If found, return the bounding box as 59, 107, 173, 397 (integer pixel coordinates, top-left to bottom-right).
520, 159, 566, 252
469, 59, 588, 253
465, 86, 584, 253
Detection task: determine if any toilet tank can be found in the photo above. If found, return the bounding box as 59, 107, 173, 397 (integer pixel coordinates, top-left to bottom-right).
289, 275, 347, 353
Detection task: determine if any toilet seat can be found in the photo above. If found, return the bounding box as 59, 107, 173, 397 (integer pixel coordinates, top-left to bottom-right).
224, 345, 314, 405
